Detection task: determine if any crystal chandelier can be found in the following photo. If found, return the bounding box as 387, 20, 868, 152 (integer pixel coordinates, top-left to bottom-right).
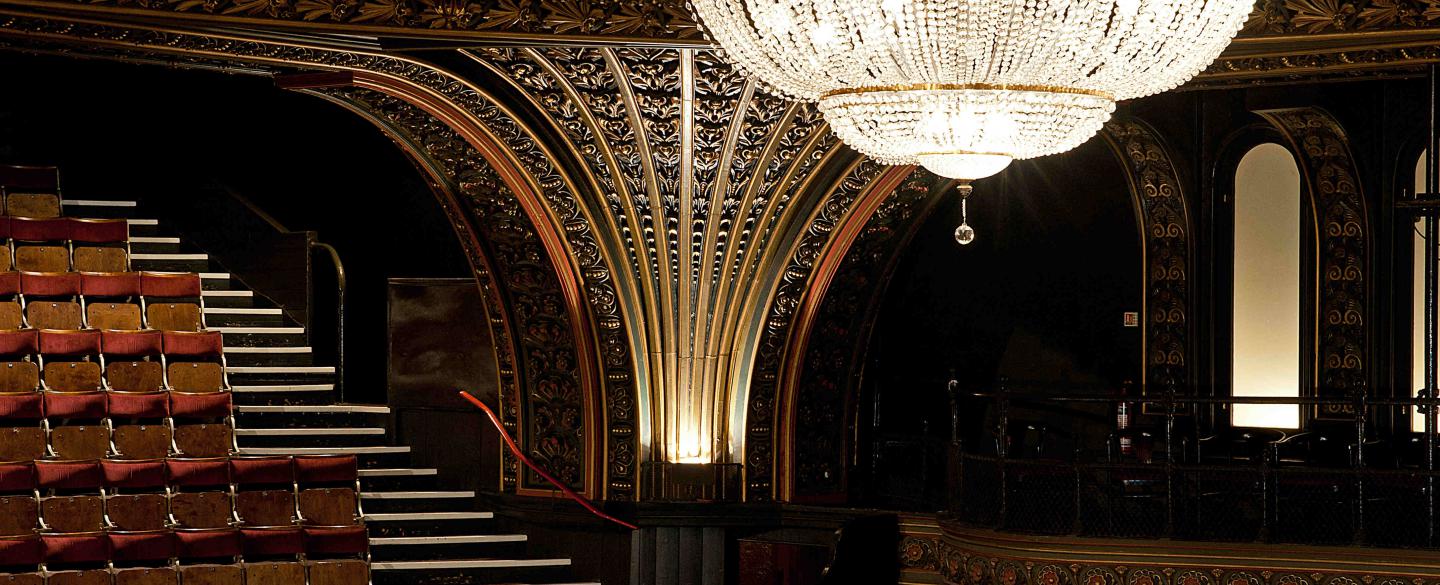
691, 0, 1251, 237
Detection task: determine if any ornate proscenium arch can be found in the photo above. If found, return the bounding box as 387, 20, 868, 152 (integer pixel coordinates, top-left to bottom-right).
1098, 116, 1195, 395
0, 12, 643, 499
1256, 107, 1370, 418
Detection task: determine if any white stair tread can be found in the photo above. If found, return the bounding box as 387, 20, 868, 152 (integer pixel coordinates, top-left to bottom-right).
202, 290, 252, 297
127, 219, 159, 226
361, 490, 474, 499
212, 327, 305, 334
238, 404, 387, 414
228, 366, 335, 374
63, 199, 137, 207
235, 427, 384, 436
359, 468, 436, 477
372, 559, 570, 570
201, 272, 230, 279
238, 446, 409, 455
232, 384, 334, 393
132, 253, 208, 260
370, 535, 526, 545
225, 346, 312, 354
364, 512, 493, 521
130, 236, 181, 244
205, 307, 283, 315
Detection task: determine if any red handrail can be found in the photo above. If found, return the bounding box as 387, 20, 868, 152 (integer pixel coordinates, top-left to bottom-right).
458, 391, 639, 530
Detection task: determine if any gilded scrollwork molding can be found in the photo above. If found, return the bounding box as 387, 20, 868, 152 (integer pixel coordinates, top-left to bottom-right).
1258, 107, 1369, 418
0, 10, 642, 498
1098, 117, 1193, 396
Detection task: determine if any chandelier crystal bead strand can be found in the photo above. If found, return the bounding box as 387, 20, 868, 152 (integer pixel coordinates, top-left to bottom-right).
691, 0, 1251, 237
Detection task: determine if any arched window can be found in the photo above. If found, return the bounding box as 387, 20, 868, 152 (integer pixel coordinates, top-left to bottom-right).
1232, 143, 1302, 429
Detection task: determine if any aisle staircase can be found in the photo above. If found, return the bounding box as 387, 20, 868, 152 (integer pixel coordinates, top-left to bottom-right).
75, 198, 596, 585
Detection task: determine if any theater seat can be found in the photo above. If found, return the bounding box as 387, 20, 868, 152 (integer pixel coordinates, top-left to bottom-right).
244, 561, 305, 585
170, 491, 234, 530
105, 494, 168, 531
178, 564, 243, 585
88, 302, 142, 331
21, 272, 82, 330
70, 219, 130, 274
102, 330, 163, 394
307, 559, 369, 585
5, 194, 60, 219
298, 488, 359, 527
44, 571, 110, 585
40, 495, 104, 534
0, 574, 43, 585
140, 273, 204, 332
48, 425, 109, 461
0, 496, 39, 537
172, 423, 233, 458
235, 490, 296, 528
112, 567, 176, 585
0, 427, 45, 462
110, 424, 170, 460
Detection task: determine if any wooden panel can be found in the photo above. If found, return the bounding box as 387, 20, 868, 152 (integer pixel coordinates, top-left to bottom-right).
0, 361, 39, 392
298, 489, 356, 526
114, 568, 176, 585
41, 495, 104, 532
0, 302, 21, 329
43, 361, 101, 393
27, 302, 81, 330
174, 424, 231, 458
147, 303, 200, 332
14, 247, 68, 273
168, 363, 223, 393
113, 425, 170, 460
6, 194, 60, 219
50, 425, 108, 460
106, 493, 168, 531
45, 571, 109, 585
107, 361, 163, 393
244, 562, 305, 585
236, 490, 295, 527
88, 303, 142, 331
388, 279, 497, 492
307, 560, 367, 585
0, 426, 44, 460
0, 496, 38, 536
171, 491, 232, 529
179, 564, 243, 585
72, 248, 128, 273
0, 573, 44, 585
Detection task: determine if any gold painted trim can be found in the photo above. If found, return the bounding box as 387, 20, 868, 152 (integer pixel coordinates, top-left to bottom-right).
820, 83, 1114, 101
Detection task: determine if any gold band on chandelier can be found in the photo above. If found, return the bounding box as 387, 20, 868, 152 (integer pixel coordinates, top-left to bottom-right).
820, 82, 1114, 101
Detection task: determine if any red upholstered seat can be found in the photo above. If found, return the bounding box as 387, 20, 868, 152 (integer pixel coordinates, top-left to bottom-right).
0, 329, 36, 355
68, 219, 127, 245
0, 272, 19, 297
165, 458, 229, 488
102, 330, 162, 357
239, 527, 304, 556
42, 392, 106, 419
19, 271, 79, 297
100, 460, 166, 490
0, 392, 41, 418
175, 528, 242, 559
108, 530, 174, 563
41, 533, 109, 564
302, 526, 368, 555
0, 463, 36, 493
294, 455, 357, 484
0, 535, 43, 565
106, 391, 168, 419
231, 457, 293, 486
34, 461, 102, 490
170, 392, 232, 419
80, 272, 140, 298
162, 331, 222, 357
9, 218, 69, 243
39, 329, 100, 357
139, 272, 201, 298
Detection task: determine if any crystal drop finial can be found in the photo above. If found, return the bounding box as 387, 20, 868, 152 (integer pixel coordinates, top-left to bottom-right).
954, 223, 976, 245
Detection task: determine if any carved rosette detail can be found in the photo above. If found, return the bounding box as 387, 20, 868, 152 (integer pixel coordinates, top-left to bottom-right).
1099, 118, 1192, 395
792, 171, 941, 497
1259, 108, 1369, 418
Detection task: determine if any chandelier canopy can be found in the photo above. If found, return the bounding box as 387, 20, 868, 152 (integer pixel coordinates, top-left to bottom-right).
691, 0, 1251, 180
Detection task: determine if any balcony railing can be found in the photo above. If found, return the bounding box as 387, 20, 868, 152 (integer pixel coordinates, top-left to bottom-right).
947, 381, 1440, 548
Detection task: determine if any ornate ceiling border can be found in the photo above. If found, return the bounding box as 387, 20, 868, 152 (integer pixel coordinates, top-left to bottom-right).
0, 9, 642, 499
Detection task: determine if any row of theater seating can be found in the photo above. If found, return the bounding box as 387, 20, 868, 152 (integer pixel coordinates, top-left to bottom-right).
0, 271, 205, 332
3, 416, 235, 463
0, 329, 225, 394
0, 457, 367, 585
0, 217, 132, 274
